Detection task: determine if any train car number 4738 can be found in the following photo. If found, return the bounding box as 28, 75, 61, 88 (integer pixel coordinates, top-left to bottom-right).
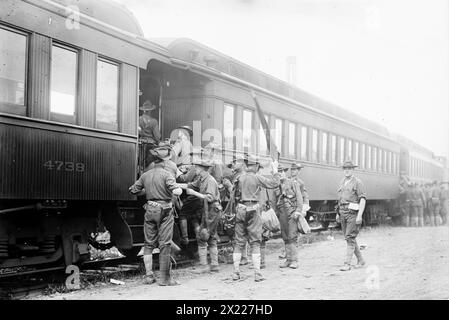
43, 160, 85, 172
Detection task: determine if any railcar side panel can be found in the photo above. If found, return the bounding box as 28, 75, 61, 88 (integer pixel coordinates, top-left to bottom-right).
0, 118, 136, 200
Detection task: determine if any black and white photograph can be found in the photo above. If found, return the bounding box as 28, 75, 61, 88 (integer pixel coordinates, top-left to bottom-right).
0, 0, 448, 303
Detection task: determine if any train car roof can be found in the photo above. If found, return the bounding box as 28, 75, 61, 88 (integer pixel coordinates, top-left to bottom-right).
150, 37, 392, 139
50, 0, 144, 36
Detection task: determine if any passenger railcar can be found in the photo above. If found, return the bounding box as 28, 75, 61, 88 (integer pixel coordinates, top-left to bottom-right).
151, 38, 401, 226
0, 0, 172, 267
1, 0, 445, 271
397, 135, 444, 184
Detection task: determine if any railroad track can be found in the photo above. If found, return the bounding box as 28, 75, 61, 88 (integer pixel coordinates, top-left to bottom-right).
0, 248, 200, 300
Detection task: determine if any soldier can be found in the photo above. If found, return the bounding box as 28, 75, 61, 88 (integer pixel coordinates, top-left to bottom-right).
128, 146, 183, 286
423, 183, 432, 226
170, 125, 193, 170
180, 159, 222, 273
176, 147, 203, 245
440, 182, 449, 225
404, 181, 413, 227
398, 180, 408, 226
138, 101, 161, 168
430, 181, 442, 226
409, 182, 424, 227
226, 156, 251, 266
276, 164, 303, 269
290, 163, 310, 208
232, 155, 280, 282
417, 183, 427, 227
336, 160, 367, 271
279, 162, 309, 259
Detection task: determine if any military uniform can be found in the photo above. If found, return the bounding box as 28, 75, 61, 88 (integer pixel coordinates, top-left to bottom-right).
232, 157, 280, 281
440, 184, 449, 225
187, 160, 222, 273
129, 157, 182, 286
398, 182, 409, 226
429, 183, 442, 226
290, 163, 310, 206
337, 160, 367, 270
138, 101, 161, 168
409, 184, 425, 227
276, 165, 303, 269
177, 164, 202, 245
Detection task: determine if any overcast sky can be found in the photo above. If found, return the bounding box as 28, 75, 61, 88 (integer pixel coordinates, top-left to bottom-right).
116, 0, 449, 159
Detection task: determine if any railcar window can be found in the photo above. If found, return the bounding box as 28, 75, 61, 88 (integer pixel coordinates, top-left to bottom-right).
339, 137, 345, 165
392, 153, 396, 174
331, 134, 337, 165
0, 27, 27, 113
378, 149, 383, 172
50, 45, 77, 117
386, 151, 391, 173
311, 129, 318, 162
242, 109, 252, 151
373, 147, 377, 171
300, 126, 307, 160
354, 142, 359, 166
275, 118, 283, 156
259, 114, 269, 155
96, 59, 118, 130
347, 139, 353, 162
288, 122, 296, 158
322, 132, 328, 163
360, 143, 365, 169
223, 104, 235, 151
367, 146, 372, 170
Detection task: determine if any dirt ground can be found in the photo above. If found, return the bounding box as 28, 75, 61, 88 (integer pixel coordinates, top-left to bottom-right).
33, 226, 449, 300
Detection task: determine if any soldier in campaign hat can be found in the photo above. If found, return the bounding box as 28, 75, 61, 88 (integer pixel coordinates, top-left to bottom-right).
129, 145, 183, 286
138, 100, 161, 168
336, 159, 367, 271
179, 158, 222, 273
275, 163, 303, 269
231, 155, 280, 281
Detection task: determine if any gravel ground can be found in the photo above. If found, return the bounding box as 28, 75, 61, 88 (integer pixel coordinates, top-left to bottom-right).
31, 225, 449, 300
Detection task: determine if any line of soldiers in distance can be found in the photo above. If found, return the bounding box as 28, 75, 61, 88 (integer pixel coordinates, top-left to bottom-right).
398, 175, 449, 227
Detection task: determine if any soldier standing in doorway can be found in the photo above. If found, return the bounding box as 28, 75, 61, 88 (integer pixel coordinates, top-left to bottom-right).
138, 100, 161, 169
336, 160, 367, 271
128, 146, 183, 286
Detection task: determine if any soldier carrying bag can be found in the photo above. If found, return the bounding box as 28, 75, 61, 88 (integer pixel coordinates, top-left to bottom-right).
261, 189, 280, 233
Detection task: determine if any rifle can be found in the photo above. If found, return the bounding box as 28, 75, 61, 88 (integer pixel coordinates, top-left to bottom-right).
250, 90, 280, 162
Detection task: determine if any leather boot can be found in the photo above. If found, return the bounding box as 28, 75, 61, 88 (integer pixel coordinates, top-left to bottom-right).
240, 242, 249, 265
143, 254, 156, 284
232, 252, 242, 280
209, 245, 219, 272
252, 253, 265, 282
353, 243, 365, 268
340, 242, 355, 271
418, 215, 424, 227
260, 242, 266, 269
289, 244, 298, 269
193, 246, 209, 274
158, 245, 179, 286
280, 243, 291, 268
180, 218, 189, 245
279, 244, 287, 259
